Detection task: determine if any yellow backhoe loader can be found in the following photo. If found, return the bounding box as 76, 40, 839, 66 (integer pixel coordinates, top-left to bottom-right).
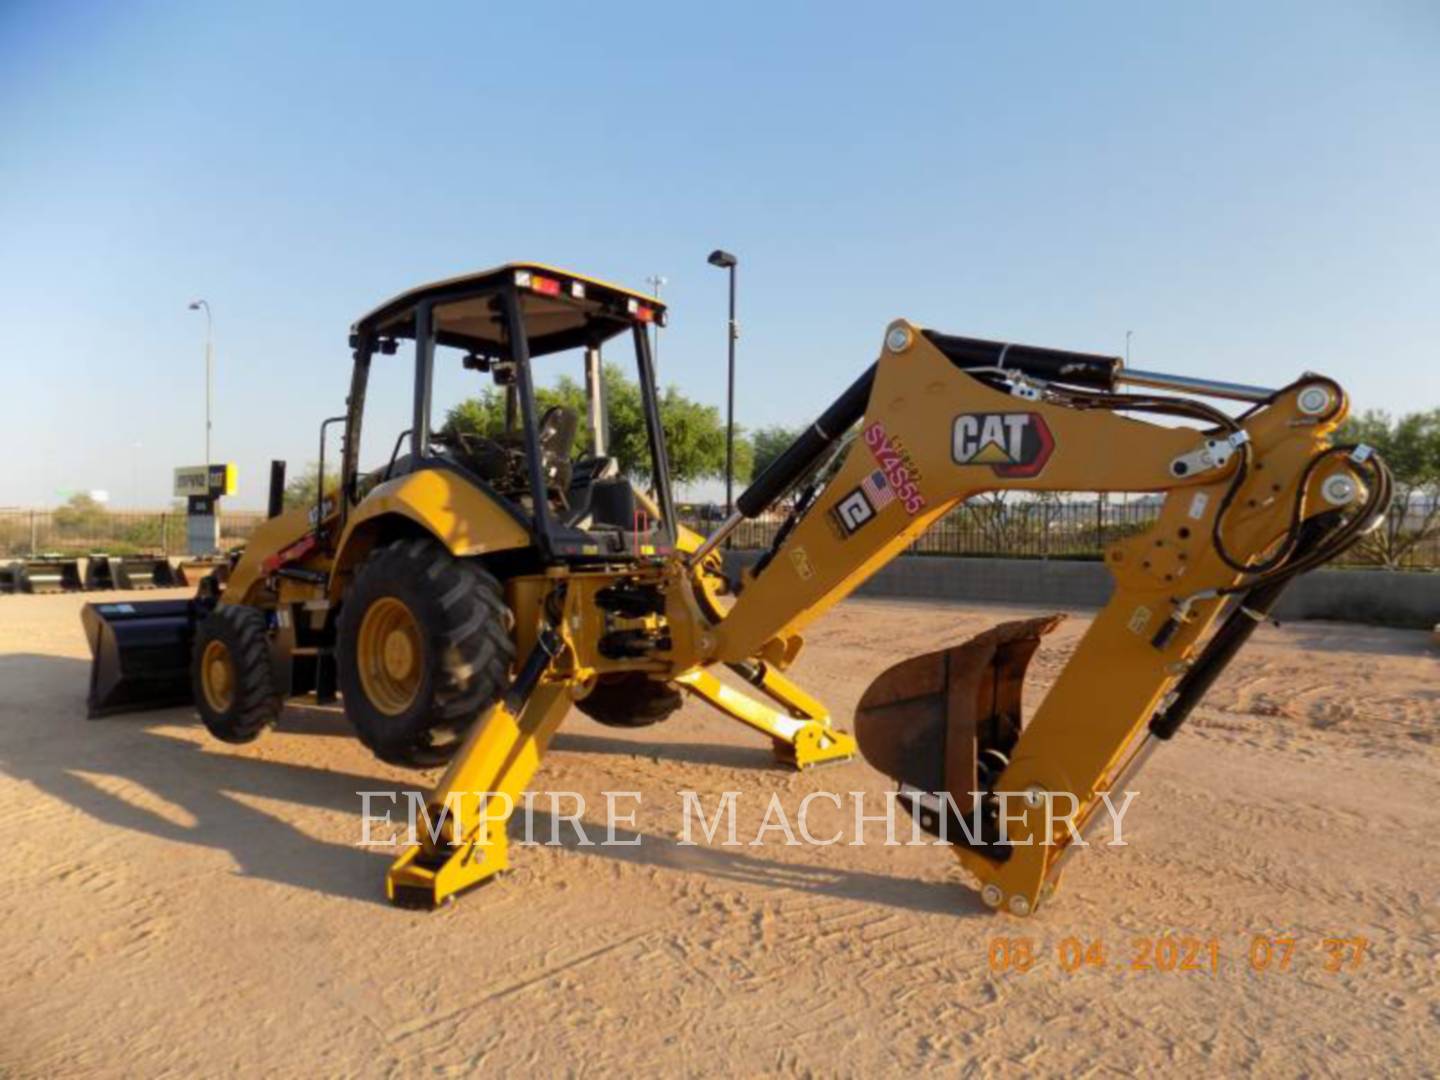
82, 263, 1390, 915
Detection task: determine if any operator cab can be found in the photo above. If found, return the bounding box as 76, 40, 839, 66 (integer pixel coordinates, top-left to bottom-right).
343, 263, 676, 563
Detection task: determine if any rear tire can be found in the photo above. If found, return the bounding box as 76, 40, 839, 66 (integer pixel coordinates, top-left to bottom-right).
338, 538, 514, 767
574, 673, 682, 728
192, 605, 282, 744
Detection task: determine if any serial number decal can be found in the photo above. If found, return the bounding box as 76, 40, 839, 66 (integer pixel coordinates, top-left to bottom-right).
985, 934, 1370, 975
863, 422, 927, 515
951, 411, 1055, 478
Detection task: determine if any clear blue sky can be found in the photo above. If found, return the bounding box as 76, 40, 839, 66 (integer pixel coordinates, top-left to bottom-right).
2, 1, 1436, 508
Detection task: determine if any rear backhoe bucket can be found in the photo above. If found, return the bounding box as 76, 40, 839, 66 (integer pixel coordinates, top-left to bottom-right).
81, 599, 200, 718
855, 614, 1064, 842
23, 557, 83, 594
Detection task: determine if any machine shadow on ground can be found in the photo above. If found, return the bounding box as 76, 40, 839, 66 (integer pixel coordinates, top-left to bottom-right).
515, 809, 987, 919
0, 654, 982, 918
551, 729, 783, 771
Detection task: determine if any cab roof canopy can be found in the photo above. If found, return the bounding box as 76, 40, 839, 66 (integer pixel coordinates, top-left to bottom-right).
351, 262, 667, 359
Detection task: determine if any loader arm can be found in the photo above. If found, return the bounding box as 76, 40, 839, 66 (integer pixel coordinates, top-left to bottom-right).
697, 321, 1388, 915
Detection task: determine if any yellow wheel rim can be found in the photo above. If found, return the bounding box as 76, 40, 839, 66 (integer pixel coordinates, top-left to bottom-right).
200, 639, 236, 713
357, 596, 424, 716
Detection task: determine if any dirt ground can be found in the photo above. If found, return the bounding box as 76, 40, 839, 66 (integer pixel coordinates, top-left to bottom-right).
0, 590, 1435, 1077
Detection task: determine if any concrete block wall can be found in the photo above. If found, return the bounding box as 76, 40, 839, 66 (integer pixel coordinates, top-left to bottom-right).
725, 551, 1438, 629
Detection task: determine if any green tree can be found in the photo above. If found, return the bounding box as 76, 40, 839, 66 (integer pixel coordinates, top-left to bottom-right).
750, 425, 802, 478
52, 493, 110, 539
442, 364, 744, 487
1337, 408, 1440, 568
283, 463, 340, 510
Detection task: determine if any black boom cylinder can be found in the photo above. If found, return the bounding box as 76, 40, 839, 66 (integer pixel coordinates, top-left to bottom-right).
734, 329, 1117, 522
736, 363, 877, 518
922, 331, 1120, 390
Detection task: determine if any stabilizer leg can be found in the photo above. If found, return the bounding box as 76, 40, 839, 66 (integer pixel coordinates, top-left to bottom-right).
675, 666, 856, 769
386, 680, 572, 908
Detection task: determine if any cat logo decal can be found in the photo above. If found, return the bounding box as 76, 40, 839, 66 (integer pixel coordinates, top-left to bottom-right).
951, 412, 1054, 478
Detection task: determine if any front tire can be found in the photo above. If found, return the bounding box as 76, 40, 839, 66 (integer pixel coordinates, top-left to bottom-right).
192, 605, 282, 744
338, 538, 515, 767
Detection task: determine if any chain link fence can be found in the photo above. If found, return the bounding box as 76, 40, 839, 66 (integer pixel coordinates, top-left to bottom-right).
0, 508, 268, 558
2, 497, 1433, 568
687, 496, 1440, 569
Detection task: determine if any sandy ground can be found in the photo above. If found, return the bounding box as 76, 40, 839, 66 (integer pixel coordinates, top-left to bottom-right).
0, 589, 1435, 1077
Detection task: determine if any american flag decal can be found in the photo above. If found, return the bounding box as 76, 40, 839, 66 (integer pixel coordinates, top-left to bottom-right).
861, 469, 894, 509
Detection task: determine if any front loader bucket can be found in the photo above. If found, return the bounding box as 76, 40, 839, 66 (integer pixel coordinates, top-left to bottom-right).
114, 557, 180, 590
175, 558, 229, 590
81, 599, 200, 718
23, 557, 83, 594
855, 614, 1064, 840
84, 555, 116, 591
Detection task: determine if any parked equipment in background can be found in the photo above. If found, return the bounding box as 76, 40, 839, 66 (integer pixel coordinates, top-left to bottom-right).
81, 262, 1390, 915
83, 555, 117, 591
113, 556, 182, 590
0, 561, 22, 594
174, 557, 230, 589
21, 556, 83, 594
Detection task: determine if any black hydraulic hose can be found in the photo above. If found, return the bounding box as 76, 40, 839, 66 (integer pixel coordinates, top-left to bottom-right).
1148, 575, 1292, 740
1211, 446, 1391, 592
504, 626, 561, 713
1147, 467, 1387, 742
922, 330, 1121, 390
1147, 517, 1333, 741
736, 363, 876, 518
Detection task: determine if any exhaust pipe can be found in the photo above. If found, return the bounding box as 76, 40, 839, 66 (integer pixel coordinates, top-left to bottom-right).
268, 460, 287, 519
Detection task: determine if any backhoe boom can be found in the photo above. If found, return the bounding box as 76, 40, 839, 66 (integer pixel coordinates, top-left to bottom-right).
699, 321, 1387, 915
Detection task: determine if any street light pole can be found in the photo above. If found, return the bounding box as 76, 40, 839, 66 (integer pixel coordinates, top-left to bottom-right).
645, 274, 667, 370
1125, 329, 1133, 367
707, 250, 738, 518
189, 299, 213, 469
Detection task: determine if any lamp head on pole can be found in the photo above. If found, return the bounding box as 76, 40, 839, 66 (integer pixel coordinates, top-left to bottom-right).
706, 249, 737, 270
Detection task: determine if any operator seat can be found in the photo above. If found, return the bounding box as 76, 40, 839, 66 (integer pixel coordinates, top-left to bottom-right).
537, 405, 579, 498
